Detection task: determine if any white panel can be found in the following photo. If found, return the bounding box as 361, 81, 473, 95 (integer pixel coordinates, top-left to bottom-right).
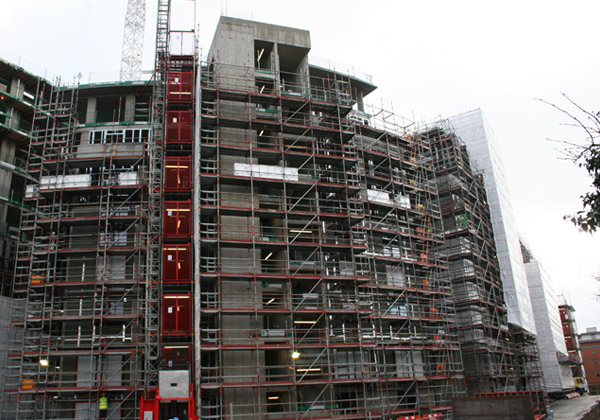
118, 172, 139, 185
25, 184, 37, 198
394, 194, 411, 208
366, 189, 392, 205
169, 31, 195, 56
40, 174, 91, 190
159, 370, 190, 399
233, 163, 298, 181
233, 163, 252, 177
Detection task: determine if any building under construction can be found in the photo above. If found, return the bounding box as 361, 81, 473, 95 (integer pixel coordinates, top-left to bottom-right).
426, 125, 545, 418
522, 242, 574, 397
558, 297, 587, 393
426, 125, 542, 395
0, 57, 55, 407
0, 60, 40, 298
427, 125, 513, 393
0, 5, 554, 419
447, 110, 537, 338
0, 73, 154, 419
0, 12, 468, 420
192, 16, 465, 419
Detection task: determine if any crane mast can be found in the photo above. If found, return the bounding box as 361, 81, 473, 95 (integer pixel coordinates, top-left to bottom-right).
120, 0, 146, 81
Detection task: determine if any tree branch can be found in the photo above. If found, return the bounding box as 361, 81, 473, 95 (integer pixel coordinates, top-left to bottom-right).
538, 93, 600, 233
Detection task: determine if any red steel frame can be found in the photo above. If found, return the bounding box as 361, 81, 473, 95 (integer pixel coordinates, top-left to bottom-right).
164, 201, 192, 237
162, 294, 193, 334
164, 156, 193, 191
166, 110, 194, 143
162, 245, 192, 283
153, 23, 197, 420
167, 71, 194, 103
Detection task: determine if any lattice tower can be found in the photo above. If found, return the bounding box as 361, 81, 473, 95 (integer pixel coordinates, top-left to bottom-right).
120, 0, 146, 81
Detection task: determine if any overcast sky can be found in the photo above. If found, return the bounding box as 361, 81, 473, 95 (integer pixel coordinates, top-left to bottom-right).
1, 0, 599, 330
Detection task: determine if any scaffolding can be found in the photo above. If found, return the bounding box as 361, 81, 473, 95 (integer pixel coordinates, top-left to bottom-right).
145, 0, 169, 397
427, 126, 518, 394
0, 59, 52, 298
509, 324, 544, 393
558, 300, 587, 392
194, 52, 464, 418
0, 12, 560, 420
447, 110, 536, 336
1, 71, 155, 418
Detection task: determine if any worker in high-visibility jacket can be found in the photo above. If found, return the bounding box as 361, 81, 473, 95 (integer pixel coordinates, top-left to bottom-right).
98, 392, 108, 420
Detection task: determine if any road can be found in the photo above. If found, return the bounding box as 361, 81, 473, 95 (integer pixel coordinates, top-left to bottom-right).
548, 395, 600, 420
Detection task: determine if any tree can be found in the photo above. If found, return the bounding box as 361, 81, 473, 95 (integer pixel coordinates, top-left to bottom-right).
538, 93, 600, 233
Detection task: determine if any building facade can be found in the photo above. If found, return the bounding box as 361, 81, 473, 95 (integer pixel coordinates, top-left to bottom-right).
190, 16, 464, 419
0, 60, 47, 296
580, 327, 600, 395
428, 126, 543, 396
0, 10, 556, 420
428, 126, 513, 393
448, 110, 536, 335
0, 15, 468, 420
0, 58, 55, 406
1, 72, 154, 418
521, 243, 574, 395
558, 298, 587, 393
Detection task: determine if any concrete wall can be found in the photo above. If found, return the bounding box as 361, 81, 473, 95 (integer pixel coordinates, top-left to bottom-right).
204, 19, 313, 417
207, 17, 311, 97
0, 296, 12, 392
0, 296, 23, 416
208, 16, 310, 68
452, 396, 534, 420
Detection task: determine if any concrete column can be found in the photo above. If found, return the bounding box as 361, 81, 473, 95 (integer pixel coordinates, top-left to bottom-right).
357, 91, 365, 112
124, 95, 136, 122
85, 97, 97, 124
298, 55, 310, 97
9, 78, 24, 99
9, 108, 20, 131
0, 140, 16, 192
273, 43, 280, 93
7, 78, 23, 131
0, 140, 16, 230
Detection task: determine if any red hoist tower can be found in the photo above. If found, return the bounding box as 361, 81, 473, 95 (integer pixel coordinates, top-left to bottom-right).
140, 1, 197, 419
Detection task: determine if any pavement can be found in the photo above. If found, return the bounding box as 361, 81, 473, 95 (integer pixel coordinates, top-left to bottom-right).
548, 395, 600, 420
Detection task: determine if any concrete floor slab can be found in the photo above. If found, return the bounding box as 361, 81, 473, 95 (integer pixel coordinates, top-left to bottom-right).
548, 395, 600, 420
